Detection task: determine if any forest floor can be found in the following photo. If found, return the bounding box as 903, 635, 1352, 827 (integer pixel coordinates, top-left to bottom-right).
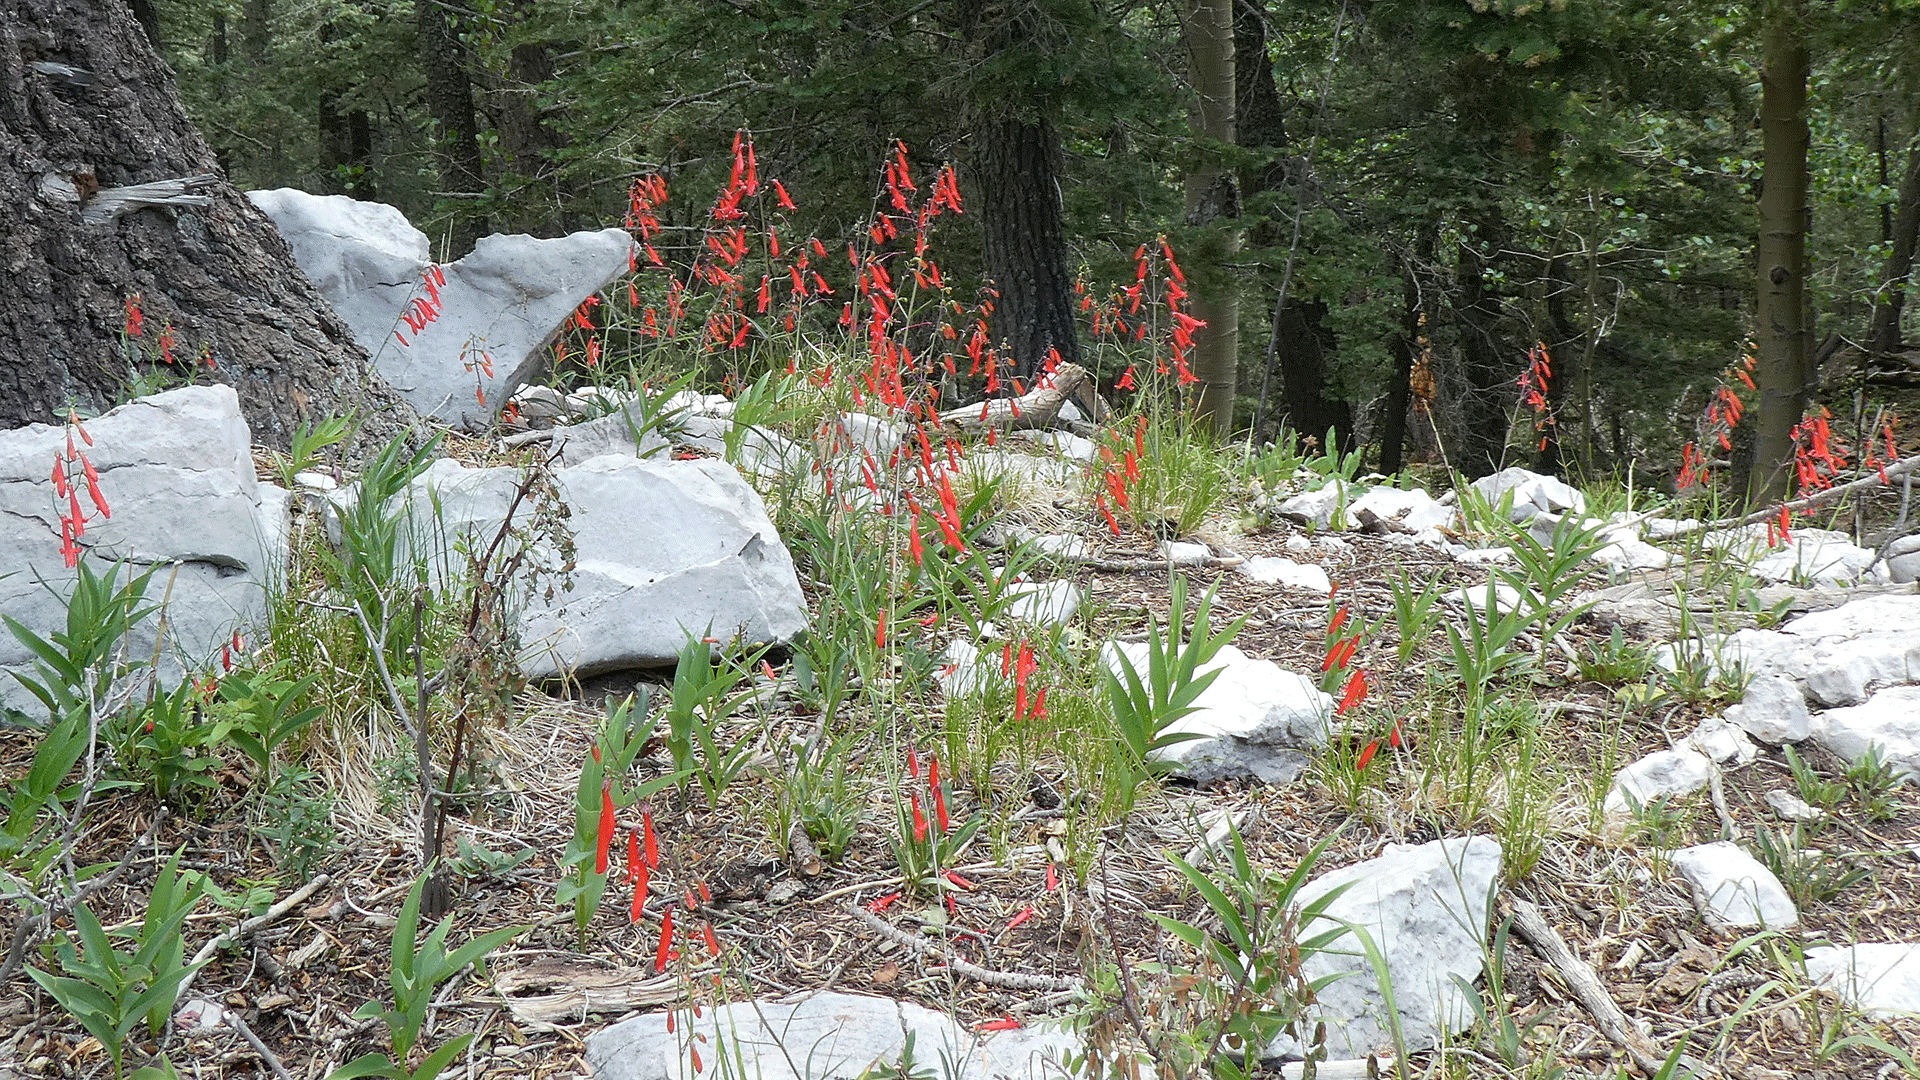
4, 435, 1920, 1080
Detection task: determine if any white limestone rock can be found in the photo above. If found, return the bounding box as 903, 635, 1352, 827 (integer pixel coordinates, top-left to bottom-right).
248, 188, 634, 430
1440, 581, 1534, 616
1004, 581, 1081, 624
1671, 841, 1799, 929
1289, 836, 1503, 1058
1275, 482, 1350, 530
1669, 595, 1920, 708
585, 992, 1081, 1080
1591, 522, 1676, 571
372, 455, 806, 679
1750, 529, 1881, 585
1013, 428, 1097, 462
1812, 685, 1920, 781
1687, 716, 1759, 765
1236, 556, 1334, 595
1346, 485, 1455, 533
1469, 468, 1585, 522
1765, 789, 1823, 822
1804, 944, 1920, 1019
1885, 534, 1920, 584
1160, 541, 1212, 566
0, 386, 272, 717
1604, 748, 1712, 819
1722, 674, 1813, 745
937, 640, 994, 700
1102, 641, 1332, 782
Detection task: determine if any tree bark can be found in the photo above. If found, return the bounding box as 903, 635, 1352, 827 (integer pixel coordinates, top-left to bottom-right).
1235, 0, 1351, 453
0, 0, 415, 448
1749, 0, 1811, 507
1184, 0, 1239, 436
1869, 131, 1920, 355
973, 116, 1082, 381
416, 0, 490, 257
1453, 210, 1514, 478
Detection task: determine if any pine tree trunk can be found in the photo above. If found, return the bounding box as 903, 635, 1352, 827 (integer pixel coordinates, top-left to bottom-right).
1869, 132, 1920, 355
973, 116, 1081, 381
1184, 0, 1238, 436
1750, 0, 1811, 506
1454, 209, 1513, 479
417, 0, 490, 257
1235, 0, 1350, 452
0, 0, 414, 448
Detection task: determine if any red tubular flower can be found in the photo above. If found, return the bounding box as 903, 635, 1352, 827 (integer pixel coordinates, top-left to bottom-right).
1337, 669, 1369, 715
911, 792, 928, 842
931, 781, 949, 834
977, 1017, 1021, 1032
595, 785, 617, 875
908, 512, 925, 566
643, 809, 659, 868
866, 890, 902, 913
907, 748, 920, 779
1006, 906, 1036, 930
876, 608, 888, 649
654, 908, 676, 971
702, 921, 720, 956
627, 830, 642, 885
1355, 738, 1382, 771
631, 861, 650, 922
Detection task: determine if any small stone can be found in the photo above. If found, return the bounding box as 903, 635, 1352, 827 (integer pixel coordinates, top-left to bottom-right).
1671, 841, 1798, 929
1764, 790, 1822, 822
1235, 556, 1333, 595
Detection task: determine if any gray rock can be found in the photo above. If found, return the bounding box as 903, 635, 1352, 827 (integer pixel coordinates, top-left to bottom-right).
585, 992, 1081, 1080
1605, 748, 1712, 820
374, 455, 806, 679
1235, 556, 1333, 595
1812, 685, 1920, 781
1750, 529, 1881, 585
1765, 789, 1823, 822
1804, 944, 1920, 1019
1885, 533, 1920, 584
1004, 581, 1081, 624
0, 386, 271, 716
1722, 674, 1812, 745
1103, 642, 1334, 778
1686, 716, 1759, 765
1469, 468, 1585, 521
248, 188, 633, 430
1346, 485, 1455, 533
548, 405, 673, 466
1274, 482, 1350, 530
1671, 841, 1798, 929
1290, 836, 1503, 1058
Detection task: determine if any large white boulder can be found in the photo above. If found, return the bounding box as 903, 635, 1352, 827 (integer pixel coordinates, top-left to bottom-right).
585, 992, 1080, 1080
1469, 468, 1584, 522
1290, 836, 1503, 1058
1804, 944, 1920, 1019
1812, 685, 1920, 781
1676, 595, 1920, 708
248, 188, 634, 430
374, 455, 806, 678
1721, 674, 1813, 745
0, 386, 274, 717
1101, 641, 1332, 782
1671, 841, 1798, 929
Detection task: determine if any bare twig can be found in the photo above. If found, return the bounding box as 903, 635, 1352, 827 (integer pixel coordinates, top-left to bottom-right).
1649, 452, 1920, 535
175, 874, 333, 1005
0, 808, 167, 984
843, 903, 1083, 993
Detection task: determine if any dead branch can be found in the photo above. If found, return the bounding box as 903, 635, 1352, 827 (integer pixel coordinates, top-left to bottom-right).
938, 363, 1107, 433
844, 902, 1085, 993
1655, 452, 1920, 536
80, 173, 221, 225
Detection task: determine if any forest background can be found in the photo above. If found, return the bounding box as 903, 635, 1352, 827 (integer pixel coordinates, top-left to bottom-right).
143, 0, 1920, 498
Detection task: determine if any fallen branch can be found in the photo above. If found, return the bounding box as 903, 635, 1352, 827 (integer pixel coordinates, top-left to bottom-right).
938, 363, 1107, 433
1041, 552, 1245, 572
844, 903, 1084, 993
1504, 898, 1696, 1078
175, 874, 333, 1006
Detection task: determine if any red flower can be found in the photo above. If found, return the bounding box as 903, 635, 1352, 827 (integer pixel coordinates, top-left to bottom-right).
1336, 669, 1369, 715
654, 908, 676, 971
631, 860, 650, 923
1355, 738, 1382, 771
875, 608, 888, 649
595, 785, 617, 875
911, 792, 928, 842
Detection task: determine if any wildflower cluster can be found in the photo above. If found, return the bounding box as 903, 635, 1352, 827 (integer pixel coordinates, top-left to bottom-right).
874, 749, 981, 904
1515, 342, 1557, 452
1093, 416, 1147, 536
392, 264, 448, 348
1077, 237, 1203, 395
50, 411, 111, 568
1319, 592, 1396, 771
1000, 638, 1047, 722
121, 292, 212, 372
1677, 348, 1756, 491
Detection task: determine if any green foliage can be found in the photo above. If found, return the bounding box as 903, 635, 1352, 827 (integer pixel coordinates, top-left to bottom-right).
1150, 822, 1352, 1072
337, 871, 527, 1079
27, 852, 207, 1079
214, 671, 324, 789
662, 634, 767, 802
281, 414, 354, 487
1577, 627, 1655, 685
1102, 577, 1245, 813
556, 693, 679, 942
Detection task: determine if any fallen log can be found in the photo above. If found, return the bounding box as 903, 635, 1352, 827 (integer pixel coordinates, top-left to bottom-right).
938, 363, 1109, 433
